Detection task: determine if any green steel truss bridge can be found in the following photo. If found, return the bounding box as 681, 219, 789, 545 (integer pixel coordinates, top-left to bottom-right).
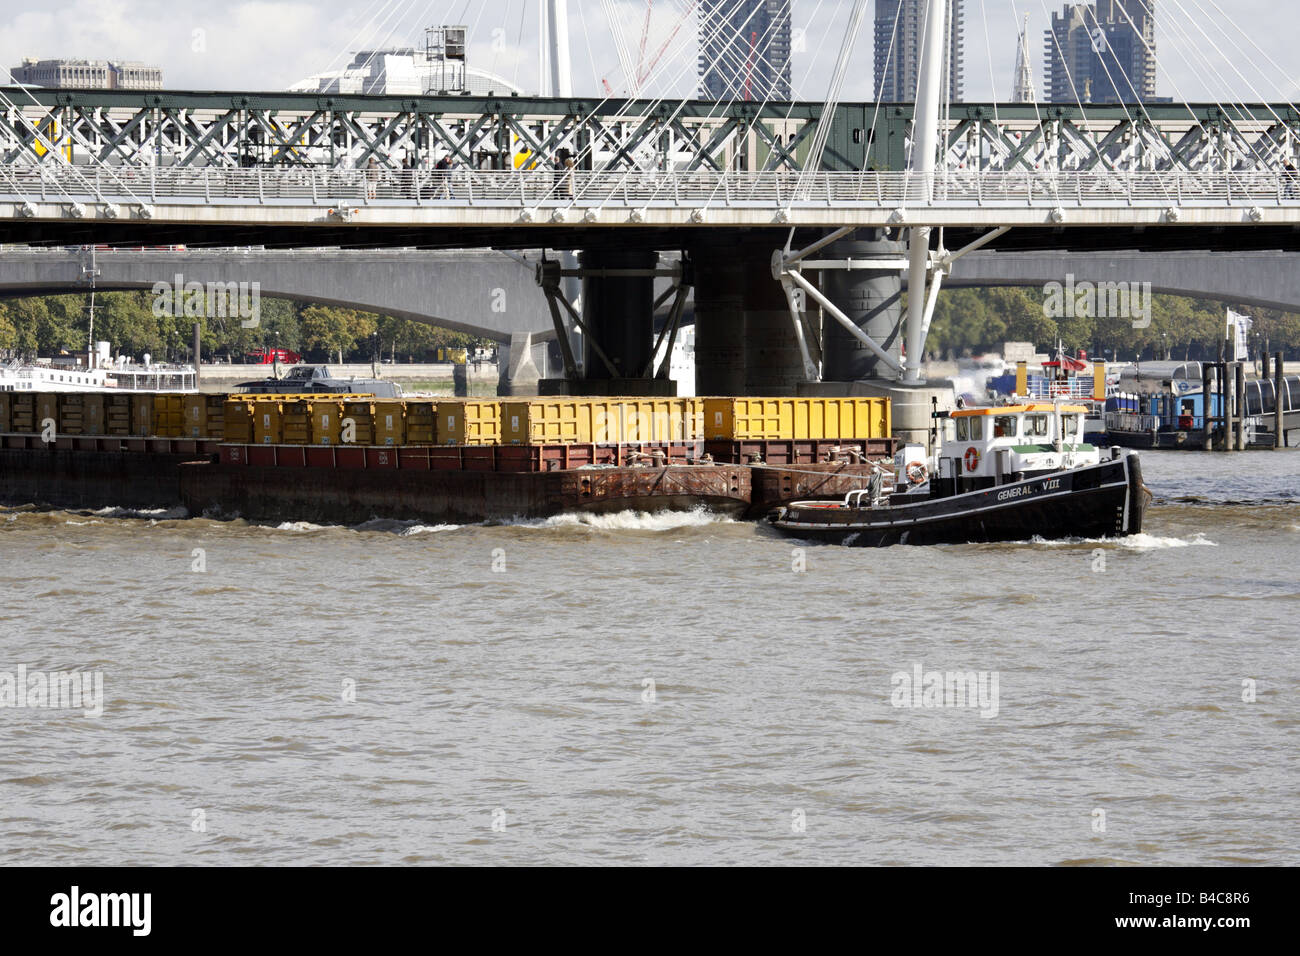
1, 89, 1299, 234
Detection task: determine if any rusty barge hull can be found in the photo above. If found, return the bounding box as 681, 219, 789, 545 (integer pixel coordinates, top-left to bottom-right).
186, 460, 882, 524
0, 441, 882, 524
181, 461, 753, 524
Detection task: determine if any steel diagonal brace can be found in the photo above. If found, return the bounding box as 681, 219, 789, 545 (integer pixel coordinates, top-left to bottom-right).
88, 108, 152, 165
669, 118, 720, 171
686, 118, 740, 172
346, 112, 408, 166
265, 110, 325, 165
753, 120, 802, 172
536, 259, 580, 379
535, 259, 618, 378
428, 114, 491, 166
178, 110, 238, 167
778, 262, 901, 376
648, 271, 692, 379
778, 273, 820, 382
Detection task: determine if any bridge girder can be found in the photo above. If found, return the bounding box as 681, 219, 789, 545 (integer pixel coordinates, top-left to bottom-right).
3, 88, 1299, 174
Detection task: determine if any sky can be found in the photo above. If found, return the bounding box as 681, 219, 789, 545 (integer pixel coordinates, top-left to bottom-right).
0, 0, 1294, 103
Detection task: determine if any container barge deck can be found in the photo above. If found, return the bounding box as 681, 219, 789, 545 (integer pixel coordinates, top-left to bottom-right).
0, 393, 897, 524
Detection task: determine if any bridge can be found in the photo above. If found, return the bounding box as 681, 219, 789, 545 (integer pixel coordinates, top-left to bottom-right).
1, 90, 1299, 240
5, 244, 1296, 397
948, 249, 1300, 314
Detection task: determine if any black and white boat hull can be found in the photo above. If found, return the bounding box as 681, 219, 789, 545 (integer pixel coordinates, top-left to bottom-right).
770, 453, 1149, 547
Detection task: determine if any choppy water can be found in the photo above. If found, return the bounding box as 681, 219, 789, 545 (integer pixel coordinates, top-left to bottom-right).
1, 450, 1297, 865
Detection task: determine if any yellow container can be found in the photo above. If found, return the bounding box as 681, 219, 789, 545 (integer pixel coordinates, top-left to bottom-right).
183, 394, 226, 439
340, 400, 375, 445
9, 394, 36, 433
252, 401, 284, 445
106, 395, 132, 436
373, 400, 405, 446
59, 393, 106, 435
222, 398, 255, 444
309, 399, 344, 445
500, 399, 589, 444
131, 394, 155, 436
152, 394, 185, 438
593, 398, 703, 443
437, 400, 500, 445
280, 399, 311, 444
498, 398, 704, 445
702, 397, 891, 441
35, 393, 59, 434
404, 400, 436, 444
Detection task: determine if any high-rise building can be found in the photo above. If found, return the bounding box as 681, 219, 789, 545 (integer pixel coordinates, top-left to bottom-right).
697, 0, 792, 101
873, 0, 965, 103
10, 57, 162, 90
1044, 1, 1156, 104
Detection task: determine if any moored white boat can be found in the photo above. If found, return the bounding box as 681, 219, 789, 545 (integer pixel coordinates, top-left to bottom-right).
0, 346, 196, 394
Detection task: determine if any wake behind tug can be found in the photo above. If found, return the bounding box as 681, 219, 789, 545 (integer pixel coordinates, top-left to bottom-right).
769, 402, 1150, 547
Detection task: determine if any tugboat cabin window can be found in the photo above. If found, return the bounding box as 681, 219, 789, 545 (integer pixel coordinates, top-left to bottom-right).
1024, 414, 1050, 439
966, 417, 985, 440
955, 417, 969, 441
993, 415, 1018, 438
1063, 415, 1080, 438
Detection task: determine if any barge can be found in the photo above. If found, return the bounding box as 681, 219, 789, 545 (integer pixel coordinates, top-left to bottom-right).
0, 392, 898, 524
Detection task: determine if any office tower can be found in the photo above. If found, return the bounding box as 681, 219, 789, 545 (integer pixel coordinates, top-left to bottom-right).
698, 0, 793, 101
874, 0, 965, 103
1044, 1, 1156, 104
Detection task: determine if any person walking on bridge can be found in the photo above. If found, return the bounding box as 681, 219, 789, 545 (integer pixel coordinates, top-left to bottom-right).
434, 154, 454, 199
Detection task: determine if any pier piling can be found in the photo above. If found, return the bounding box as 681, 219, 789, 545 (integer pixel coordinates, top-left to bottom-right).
1202, 363, 1213, 449
1276, 352, 1286, 449
1234, 361, 1246, 451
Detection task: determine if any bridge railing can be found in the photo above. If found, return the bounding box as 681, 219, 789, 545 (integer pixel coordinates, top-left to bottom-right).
2, 165, 1298, 209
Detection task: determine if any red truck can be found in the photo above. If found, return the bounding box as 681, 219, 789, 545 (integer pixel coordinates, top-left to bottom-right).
245, 347, 302, 365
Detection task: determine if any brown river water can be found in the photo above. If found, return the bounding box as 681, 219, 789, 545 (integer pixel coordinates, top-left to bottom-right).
1, 450, 1297, 865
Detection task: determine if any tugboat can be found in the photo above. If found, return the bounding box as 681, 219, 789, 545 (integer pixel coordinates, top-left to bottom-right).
768, 401, 1150, 547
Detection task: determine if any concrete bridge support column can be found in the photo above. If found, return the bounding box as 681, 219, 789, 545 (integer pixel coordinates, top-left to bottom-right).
579, 247, 658, 384
820, 230, 905, 382
497, 331, 545, 396
744, 238, 807, 395
692, 238, 746, 395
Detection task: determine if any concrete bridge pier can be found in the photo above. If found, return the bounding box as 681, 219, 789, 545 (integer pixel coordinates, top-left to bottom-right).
819, 230, 905, 381
537, 247, 671, 395
744, 237, 808, 395
497, 330, 548, 396
581, 247, 657, 382
692, 238, 747, 396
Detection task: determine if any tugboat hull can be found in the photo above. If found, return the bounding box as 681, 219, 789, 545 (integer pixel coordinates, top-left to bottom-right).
771, 454, 1149, 547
